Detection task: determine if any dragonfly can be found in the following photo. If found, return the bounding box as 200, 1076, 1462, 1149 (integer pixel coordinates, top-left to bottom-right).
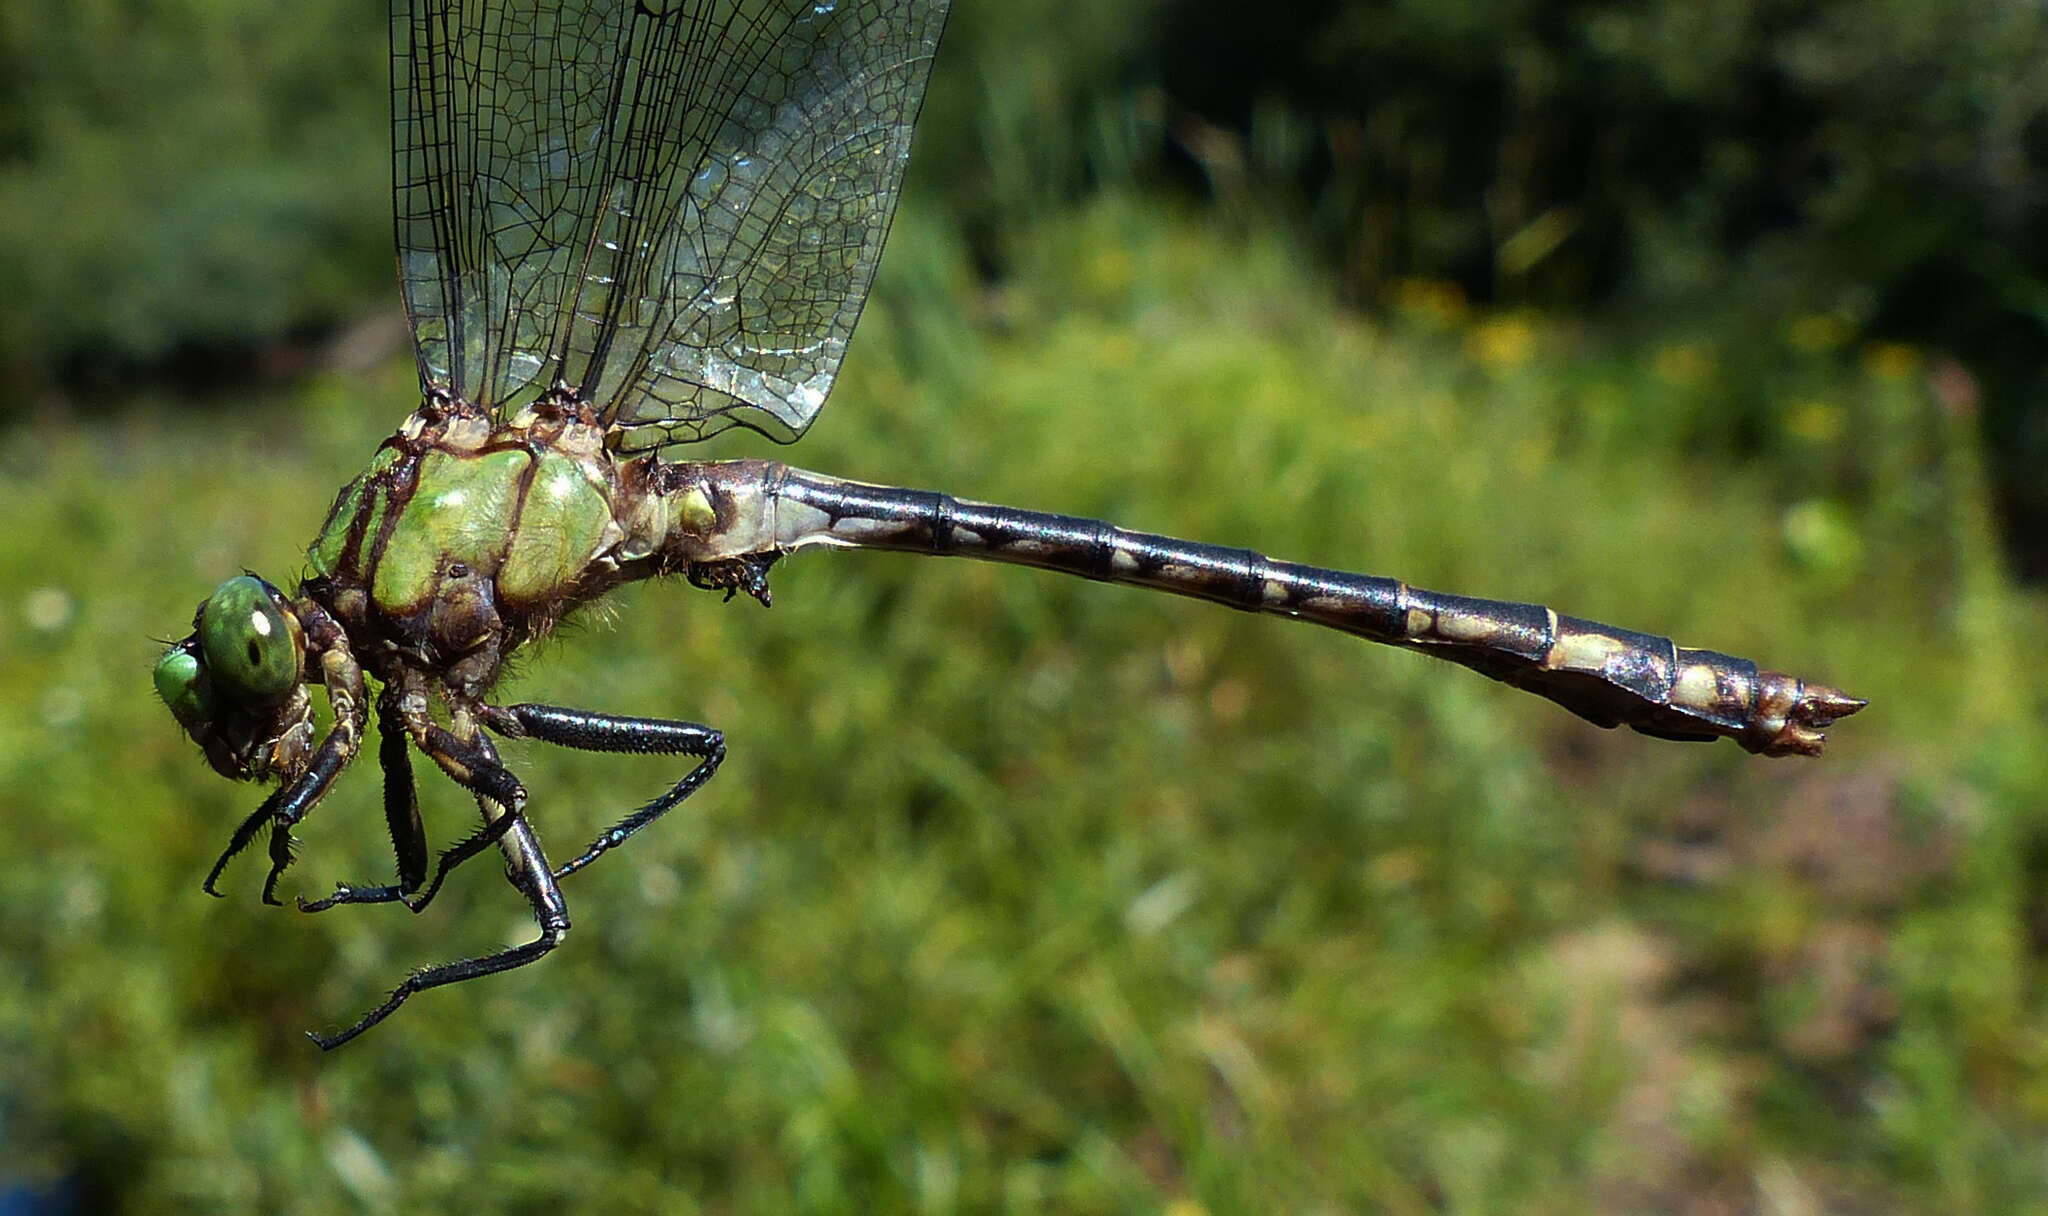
155, 0, 1863, 1050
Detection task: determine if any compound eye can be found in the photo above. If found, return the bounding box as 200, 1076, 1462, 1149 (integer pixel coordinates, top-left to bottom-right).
198, 576, 303, 704
153, 641, 215, 735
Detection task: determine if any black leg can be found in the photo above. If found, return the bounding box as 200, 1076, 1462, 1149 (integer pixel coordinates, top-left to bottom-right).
382, 693, 428, 892
203, 786, 287, 896
302, 716, 530, 916
297, 701, 719, 1046
308, 920, 567, 1050
310, 732, 570, 1051
205, 670, 367, 903
386, 722, 529, 914
257, 744, 359, 905
262, 817, 296, 905
254, 746, 350, 905
297, 883, 405, 912
402, 808, 524, 911
500, 703, 724, 879
296, 694, 430, 913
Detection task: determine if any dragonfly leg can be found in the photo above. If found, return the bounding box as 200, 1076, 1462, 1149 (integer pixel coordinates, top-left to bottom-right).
309, 916, 567, 1050
309, 730, 570, 1050
494, 703, 725, 880
379, 690, 428, 891
203, 786, 288, 896
685, 554, 777, 605
396, 713, 531, 914
297, 689, 428, 913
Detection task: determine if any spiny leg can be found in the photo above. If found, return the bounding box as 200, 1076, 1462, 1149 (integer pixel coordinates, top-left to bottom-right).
304, 693, 530, 916
308, 917, 565, 1051
382, 692, 428, 892
202, 748, 330, 904
309, 700, 724, 903
496, 703, 725, 879
204, 786, 288, 896
392, 719, 529, 914
306, 702, 719, 1047
298, 689, 430, 913
256, 739, 371, 904
310, 731, 569, 1051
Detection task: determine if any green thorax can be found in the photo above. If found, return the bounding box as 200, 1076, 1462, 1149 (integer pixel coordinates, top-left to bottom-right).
309, 437, 621, 616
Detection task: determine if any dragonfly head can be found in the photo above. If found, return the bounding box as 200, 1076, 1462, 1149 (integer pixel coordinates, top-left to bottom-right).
155, 575, 315, 783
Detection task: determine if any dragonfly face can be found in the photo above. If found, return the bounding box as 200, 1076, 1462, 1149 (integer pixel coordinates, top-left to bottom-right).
155, 574, 315, 784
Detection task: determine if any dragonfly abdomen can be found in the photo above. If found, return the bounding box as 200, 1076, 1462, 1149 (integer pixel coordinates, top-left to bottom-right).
685, 463, 1861, 757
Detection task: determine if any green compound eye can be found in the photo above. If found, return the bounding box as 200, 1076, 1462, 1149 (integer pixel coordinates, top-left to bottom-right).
153, 643, 214, 734
197, 575, 303, 705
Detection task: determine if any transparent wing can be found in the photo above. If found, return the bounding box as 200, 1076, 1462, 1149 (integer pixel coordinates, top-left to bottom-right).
393, 0, 949, 443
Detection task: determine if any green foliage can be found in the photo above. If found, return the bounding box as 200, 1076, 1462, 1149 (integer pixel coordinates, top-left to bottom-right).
0, 0, 388, 391
1145, 0, 2048, 568
0, 0, 1166, 396
9, 0, 2044, 565
2, 199, 2040, 1211
1151, 0, 2048, 315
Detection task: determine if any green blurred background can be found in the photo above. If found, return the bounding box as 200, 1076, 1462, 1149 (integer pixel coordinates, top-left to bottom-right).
3, 0, 2045, 1210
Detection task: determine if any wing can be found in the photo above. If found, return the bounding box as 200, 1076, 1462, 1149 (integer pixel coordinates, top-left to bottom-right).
392, 0, 950, 443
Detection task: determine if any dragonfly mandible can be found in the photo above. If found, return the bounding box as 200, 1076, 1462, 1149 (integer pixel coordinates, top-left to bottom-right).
154, 0, 1863, 1050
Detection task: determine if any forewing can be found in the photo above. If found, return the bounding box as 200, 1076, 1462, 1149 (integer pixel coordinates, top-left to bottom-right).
393, 0, 949, 442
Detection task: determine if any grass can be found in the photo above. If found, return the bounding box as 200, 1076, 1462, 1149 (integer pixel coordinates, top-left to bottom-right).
1, 195, 2041, 1212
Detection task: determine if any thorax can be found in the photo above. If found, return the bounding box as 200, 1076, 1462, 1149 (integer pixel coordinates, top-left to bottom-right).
305, 402, 646, 679
299, 398, 793, 695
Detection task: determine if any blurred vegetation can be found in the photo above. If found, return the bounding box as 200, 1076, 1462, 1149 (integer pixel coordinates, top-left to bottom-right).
3, 0, 2047, 1211
1144, 0, 2048, 577
0, 0, 389, 388
5, 197, 2044, 1212
4, 0, 2045, 567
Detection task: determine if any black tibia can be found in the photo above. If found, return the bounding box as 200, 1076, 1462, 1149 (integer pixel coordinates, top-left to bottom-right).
499, 703, 725, 879
302, 704, 720, 1047
395, 720, 531, 913
201, 602, 367, 903
204, 786, 288, 896
310, 907, 566, 1050
296, 692, 429, 914
300, 698, 721, 927
310, 730, 570, 1051
381, 693, 428, 893
300, 693, 532, 916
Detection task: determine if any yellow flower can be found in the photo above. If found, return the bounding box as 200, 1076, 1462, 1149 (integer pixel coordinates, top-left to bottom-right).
1468, 314, 1537, 373
1654, 343, 1713, 386
1785, 399, 1845, 442
1786, 313, 1851, 353
1862, 342, 1921, 380
1088, 246, 1134, 294
1391, 276, 1469, 326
